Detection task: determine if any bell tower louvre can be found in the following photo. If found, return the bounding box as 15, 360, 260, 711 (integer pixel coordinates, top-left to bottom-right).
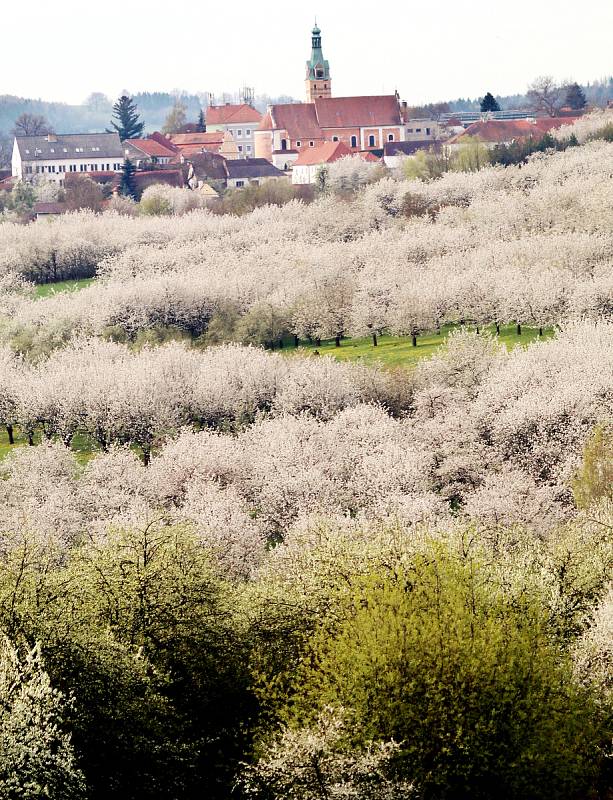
305, 23, 332, 102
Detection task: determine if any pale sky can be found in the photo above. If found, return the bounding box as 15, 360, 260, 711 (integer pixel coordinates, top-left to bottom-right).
5, 0, 613, 105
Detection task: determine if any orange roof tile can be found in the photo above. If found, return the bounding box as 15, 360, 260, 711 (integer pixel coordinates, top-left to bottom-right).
126, 138, 176, 157
170, 132, 224, 146
314, 95, 401, 128
293, 140, 353, 166
206, 104, 262, 125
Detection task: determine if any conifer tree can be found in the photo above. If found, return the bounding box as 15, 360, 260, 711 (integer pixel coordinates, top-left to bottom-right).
120, 158, 138, 200
196, 109, 206, 133
109, 95, 145, 141
480, 92, 501, 113
565, 82, 587, 111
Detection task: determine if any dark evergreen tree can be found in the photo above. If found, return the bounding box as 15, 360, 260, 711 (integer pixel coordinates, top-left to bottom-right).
109, 95, 145, 141
565, 82, 587, 111
196, 109, 206, 133
480, 92, 501, 113
120, 158, 138, 200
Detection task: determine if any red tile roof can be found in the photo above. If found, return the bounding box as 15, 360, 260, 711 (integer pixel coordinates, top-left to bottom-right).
269, 103, 323, 140
126, 138, 176, 157
314, 95, 401, 128
149, 132, 179, 152
133, 169, 185, 190
170, 132, 224, 146
293, 140, 353, 166
449, 117, 580, 144
258, 111, 274, 132
206, 104, 262, 125
33, 202, 68, 215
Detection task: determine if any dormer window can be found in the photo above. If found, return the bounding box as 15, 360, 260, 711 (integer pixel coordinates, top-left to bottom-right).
50, 148, 55, 152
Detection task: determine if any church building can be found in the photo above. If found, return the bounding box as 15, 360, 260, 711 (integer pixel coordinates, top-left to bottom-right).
255, 24, 410, 169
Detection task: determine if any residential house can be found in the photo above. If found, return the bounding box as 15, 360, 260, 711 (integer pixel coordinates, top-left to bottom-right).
225, 158, 287, 189
292, 140, 353, 184
446, 118, 579, 149
169, 131, 226, 157
12, 133, 124, 185
123, 138, 176, 168
205, 104, 263, 159
33, 201, 68, 219
184, 152, 228, 190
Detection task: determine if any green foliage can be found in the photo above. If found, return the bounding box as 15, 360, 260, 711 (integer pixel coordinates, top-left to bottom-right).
234, 303, 290, 348
109, 95, 144, 141
120, 159, 138, 200
480, 92, 500, 113
565, 82, 587, 111
452, 136, 491, 172
277, 548, 606, 800
213, 181, 314, 216
139, 193, 172, 216
0, 636, 86, 799
573, 422, 613, 509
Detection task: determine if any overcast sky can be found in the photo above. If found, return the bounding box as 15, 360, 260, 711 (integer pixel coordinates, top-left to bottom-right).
5, 0, 613, 105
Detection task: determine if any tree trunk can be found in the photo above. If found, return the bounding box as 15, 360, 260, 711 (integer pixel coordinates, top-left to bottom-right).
315, 337, 321, 347
28, 433, 34, 447
5, 425, 14, 446
335, 335, 341, 347
372, 332, 378, 347
516, 323, 521, 336
142, 445, 151, 466
538, 327, 543, 337
278, 338, 284, 349
412, 334, 417, 347
476, 325, 480, 334
495, 322, 500, 335
294, 335, 299, 347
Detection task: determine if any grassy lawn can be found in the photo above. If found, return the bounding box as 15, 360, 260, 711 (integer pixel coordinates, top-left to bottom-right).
35, 277, 95, 299
0, 427, 96, 465
286, 324, 554, 368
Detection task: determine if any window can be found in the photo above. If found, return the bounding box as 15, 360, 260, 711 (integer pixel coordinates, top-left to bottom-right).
63, 148, 68, 153
324, 84, 328, 89
426, 127, 431, 136
388, 133, 394, 142
280, 139, 287, 151
296, 140, 301, 147
25, 166, 33, 174
407, 128, 413, 133
309, 141, 314, 147
79, 164, 86, 171
415, 128, 422, 133
368, 135, 376, 147
238, 145, 243, 152
246, 129, 251, 135
50, 148, 55, 153
237, 129, 242, 137
25, 149, 30, 154
49, 165, 56, 173
235, 180, 244, 188
351, 135, 357, 148
332, 136, 339, 142
246, 145, 252, 153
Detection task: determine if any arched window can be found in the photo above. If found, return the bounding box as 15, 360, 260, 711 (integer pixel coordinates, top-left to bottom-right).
368, 134, 376, 147
350, 135, 357, 148
280, 139, 287, 151
388, 133, 394, 142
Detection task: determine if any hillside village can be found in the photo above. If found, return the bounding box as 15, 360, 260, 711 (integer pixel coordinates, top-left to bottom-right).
0, 23, 593, 218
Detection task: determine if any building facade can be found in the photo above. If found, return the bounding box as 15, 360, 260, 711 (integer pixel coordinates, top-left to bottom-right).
206, 104, 263, 159
12, 133, 124, 185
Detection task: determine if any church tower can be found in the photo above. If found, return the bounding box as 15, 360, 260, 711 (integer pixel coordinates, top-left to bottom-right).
305, 23, 331, 102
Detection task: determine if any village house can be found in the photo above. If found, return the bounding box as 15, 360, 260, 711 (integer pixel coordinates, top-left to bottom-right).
383, 140, 440, 169
12, 132, 124, 185
255, 25, 411, 170
205, 104, 263, 159
225, 158, 287, 189
123, 138, 176, 168
292, 140, 353, 184
447, 117, 579, 149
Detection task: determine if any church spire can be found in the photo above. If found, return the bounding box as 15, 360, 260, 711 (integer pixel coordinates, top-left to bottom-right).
305, 22, 331, 102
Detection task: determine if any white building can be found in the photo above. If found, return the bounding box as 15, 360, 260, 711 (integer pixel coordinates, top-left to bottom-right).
12, 132, 124, 186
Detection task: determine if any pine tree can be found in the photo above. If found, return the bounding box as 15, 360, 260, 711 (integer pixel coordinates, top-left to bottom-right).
109, 95, 145, 141
480, 92, 501, 113
120, 158, 138, 200
196, 109, 206, 133
565, 82, 587, 111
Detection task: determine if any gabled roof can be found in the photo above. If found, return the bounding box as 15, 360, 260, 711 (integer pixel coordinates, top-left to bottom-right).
226, 158, 286, 179
206, 104, 262, 125
293, 140, 353, 166
186, 152, 228, 181
314, 95, 401, 128
170, 132, 224, 146
33, 202, 68, 215
268, 103, 323, 140
15, 132, 123, 160
124, 138, 176, 158
448, 118, 579, 144
148, 132, 179, 152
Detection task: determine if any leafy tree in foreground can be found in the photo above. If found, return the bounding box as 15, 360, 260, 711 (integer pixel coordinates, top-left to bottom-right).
109, 95, 144, 141
480, 91, 500, 113
282, 549, 606, 800
0, 635, 86, 799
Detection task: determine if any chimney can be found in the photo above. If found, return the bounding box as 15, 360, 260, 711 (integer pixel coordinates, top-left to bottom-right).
46, 133, 57, 142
